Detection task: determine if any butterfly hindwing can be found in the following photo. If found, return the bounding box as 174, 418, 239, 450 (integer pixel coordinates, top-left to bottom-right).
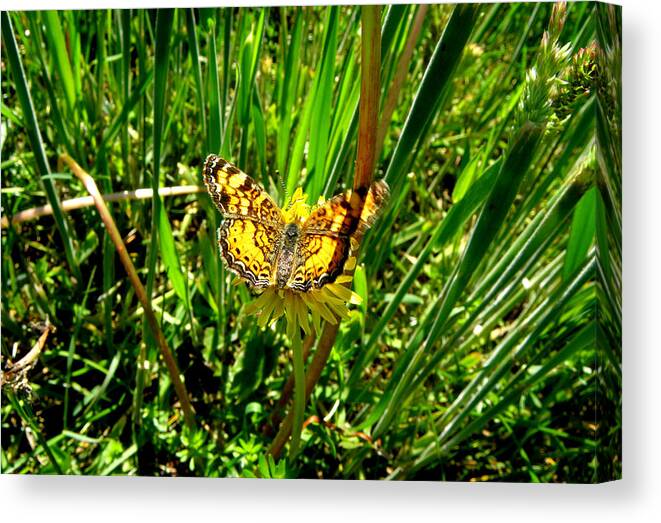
218, 218, 280, 288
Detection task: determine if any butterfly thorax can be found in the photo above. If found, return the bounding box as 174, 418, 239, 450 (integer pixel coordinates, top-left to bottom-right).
274, 222, 301, 288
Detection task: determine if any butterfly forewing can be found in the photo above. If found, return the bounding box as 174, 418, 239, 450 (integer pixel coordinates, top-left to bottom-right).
203, 154, 283, 225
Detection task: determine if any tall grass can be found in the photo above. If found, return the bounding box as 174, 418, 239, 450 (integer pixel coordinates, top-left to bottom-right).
1, 3, 620, 481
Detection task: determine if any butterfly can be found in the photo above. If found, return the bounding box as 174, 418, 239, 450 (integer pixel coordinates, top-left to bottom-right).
202, 154, 388, 292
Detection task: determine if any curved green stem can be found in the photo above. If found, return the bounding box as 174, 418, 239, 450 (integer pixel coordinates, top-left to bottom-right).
288, 328, 305, 460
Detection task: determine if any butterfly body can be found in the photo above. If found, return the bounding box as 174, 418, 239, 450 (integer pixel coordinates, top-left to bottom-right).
274, 222, 301, 289
203, 154, 388, 292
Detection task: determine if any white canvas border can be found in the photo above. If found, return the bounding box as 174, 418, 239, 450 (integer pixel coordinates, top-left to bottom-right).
2, 0, 659, 521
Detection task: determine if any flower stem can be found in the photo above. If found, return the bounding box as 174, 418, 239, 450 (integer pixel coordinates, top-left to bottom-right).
267, 334, 315, 431
268, 323, 340, 460
288, 328, 305, 460
353, 4, 381, 191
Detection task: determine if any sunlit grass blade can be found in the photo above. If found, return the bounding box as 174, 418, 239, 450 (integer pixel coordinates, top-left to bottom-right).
563, 187, 597, 281
136, 8, 175, 435
251, 89, 267, 176
285, 7, 338, 198
276, 7, 304, 180
203, 10, 222, 153
148, 6, 175, 294
63, 268, 96, 428
24, 14, 75, 157
119, 9, 132, 183
156, 204, 192, 313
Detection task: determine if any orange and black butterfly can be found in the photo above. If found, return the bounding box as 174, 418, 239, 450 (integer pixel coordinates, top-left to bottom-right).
203, 154, 388, 292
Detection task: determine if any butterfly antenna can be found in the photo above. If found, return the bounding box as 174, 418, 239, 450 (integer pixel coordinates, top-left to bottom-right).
278, 169, 290, 208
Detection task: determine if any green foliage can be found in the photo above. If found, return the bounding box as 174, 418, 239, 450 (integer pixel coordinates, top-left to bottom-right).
1, 3, 620, 481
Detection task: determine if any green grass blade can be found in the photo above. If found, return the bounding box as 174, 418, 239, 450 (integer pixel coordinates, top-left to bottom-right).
563, 187, 596, 281
95, 70, 154, 171
136, 8, 175, 434
156, 204, 190, 309
252, 88, 267, 176
204, 11, 222, 153
237, 9, 266, 128
63, 268, 97, 428
276, 8, 304, 178
41, 11, 77, 117
149, 6, 175, 286
383, 4, 479, 192
305, 7, 338, 200
186, 9, 207, 144
24, 14, 76, 157
1, 12, 81, 282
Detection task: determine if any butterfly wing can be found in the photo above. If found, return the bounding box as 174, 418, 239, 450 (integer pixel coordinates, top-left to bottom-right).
287, 180, 389, 291
203, 155, 284, 288
203, 155, 283, 223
